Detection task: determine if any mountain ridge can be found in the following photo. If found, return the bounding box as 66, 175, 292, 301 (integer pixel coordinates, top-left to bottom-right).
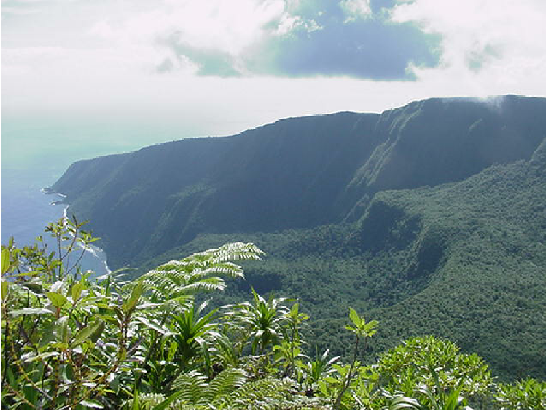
51, 95, 546, 379
53, 95, 546, 268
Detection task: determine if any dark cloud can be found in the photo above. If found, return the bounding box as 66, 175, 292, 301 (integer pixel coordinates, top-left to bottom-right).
161, 0, 441, 80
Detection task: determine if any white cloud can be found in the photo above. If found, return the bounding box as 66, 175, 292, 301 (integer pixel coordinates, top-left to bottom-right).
3, 0, 546, 145
274, 13, 302, 36
340, 0, 372, 23
1, 6, 39, 15
1, 0, 78, 16
165, 0, 285, 54
87, 0, 292, 68
83, 0, 330, 75
2, 43, 196, 79
390, 0, 546, 96
274, 13, 322, 36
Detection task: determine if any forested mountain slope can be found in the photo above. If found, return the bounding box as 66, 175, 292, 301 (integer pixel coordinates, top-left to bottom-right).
52, 95, 546, 379
53, 96, 546, 268
138, 139, 546, 380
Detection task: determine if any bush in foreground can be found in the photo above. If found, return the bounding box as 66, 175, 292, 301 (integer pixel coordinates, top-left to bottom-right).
2, 218, 545, 409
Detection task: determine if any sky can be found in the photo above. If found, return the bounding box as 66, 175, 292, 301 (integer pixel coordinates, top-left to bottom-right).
2, 0, 546, 173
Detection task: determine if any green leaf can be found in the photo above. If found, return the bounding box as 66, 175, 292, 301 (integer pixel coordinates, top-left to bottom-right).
56, 316, 71, 343
349, 307, 362, 327
1, 281, 8, 301
72, 320, 105, 347
50, 280, 64, 293
71, 282, 84, 303
24, 351, 60, 362
134, 316, 173, 335
389, 396, 421, 409
47, 291, 67, 308
364, 320, 378, 337
151, 391, 185, 410
50, 342, 69, 351
10, 308, 54, 316
290, 303, 299, 317
123, 281, 144, 314
81, 400, 104, 409
345, 325, 356, 332
131, 388, 139, 410
168, 341, 178, 362
12, 271, 41, 278
1, 248, 11, 274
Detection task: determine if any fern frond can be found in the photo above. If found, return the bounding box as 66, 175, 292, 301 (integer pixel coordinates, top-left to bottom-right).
171, 368, 247, 406
135, 242, 263, 305
201, 242, 265, 263
171, 370, 208, 404
180, 278, 226, 294
207, 368, 248, 402
210, 376, 330, 410
213, 377, 288, 408
136, 393, 166, 409
134, 393, 196, 410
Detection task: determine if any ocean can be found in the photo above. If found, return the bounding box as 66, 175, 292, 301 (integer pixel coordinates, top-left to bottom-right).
1, 116, 207, 277
2, 168, 111, 278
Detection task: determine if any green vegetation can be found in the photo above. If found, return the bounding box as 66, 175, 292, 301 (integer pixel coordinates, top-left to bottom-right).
50, 96, 546, 382
2, 220, 546, 409
135, 148, 546, 381
52, 96, 546, 270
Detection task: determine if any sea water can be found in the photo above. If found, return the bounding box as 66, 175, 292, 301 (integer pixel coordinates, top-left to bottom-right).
2, 168, 110, 278
1, 116, 198, 278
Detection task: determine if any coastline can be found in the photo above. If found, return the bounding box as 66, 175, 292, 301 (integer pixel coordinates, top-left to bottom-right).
42, 187, 112, 279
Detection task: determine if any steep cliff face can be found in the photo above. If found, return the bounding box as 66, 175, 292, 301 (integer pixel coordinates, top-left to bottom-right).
53, 112, 382, 266
52, 96, 546, 268
343, 96, 546, 218
131, 145, 546, 380
52, 95, 546, 380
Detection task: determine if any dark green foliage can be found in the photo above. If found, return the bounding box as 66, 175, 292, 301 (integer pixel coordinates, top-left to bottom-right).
496, 378, 546, 409
130, 140, 546, 381
52, 96, 546, 269
3, 222, 546, 409
376, 336, 492, 404
50, 96, 546, 382
1, 219, 148, 409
